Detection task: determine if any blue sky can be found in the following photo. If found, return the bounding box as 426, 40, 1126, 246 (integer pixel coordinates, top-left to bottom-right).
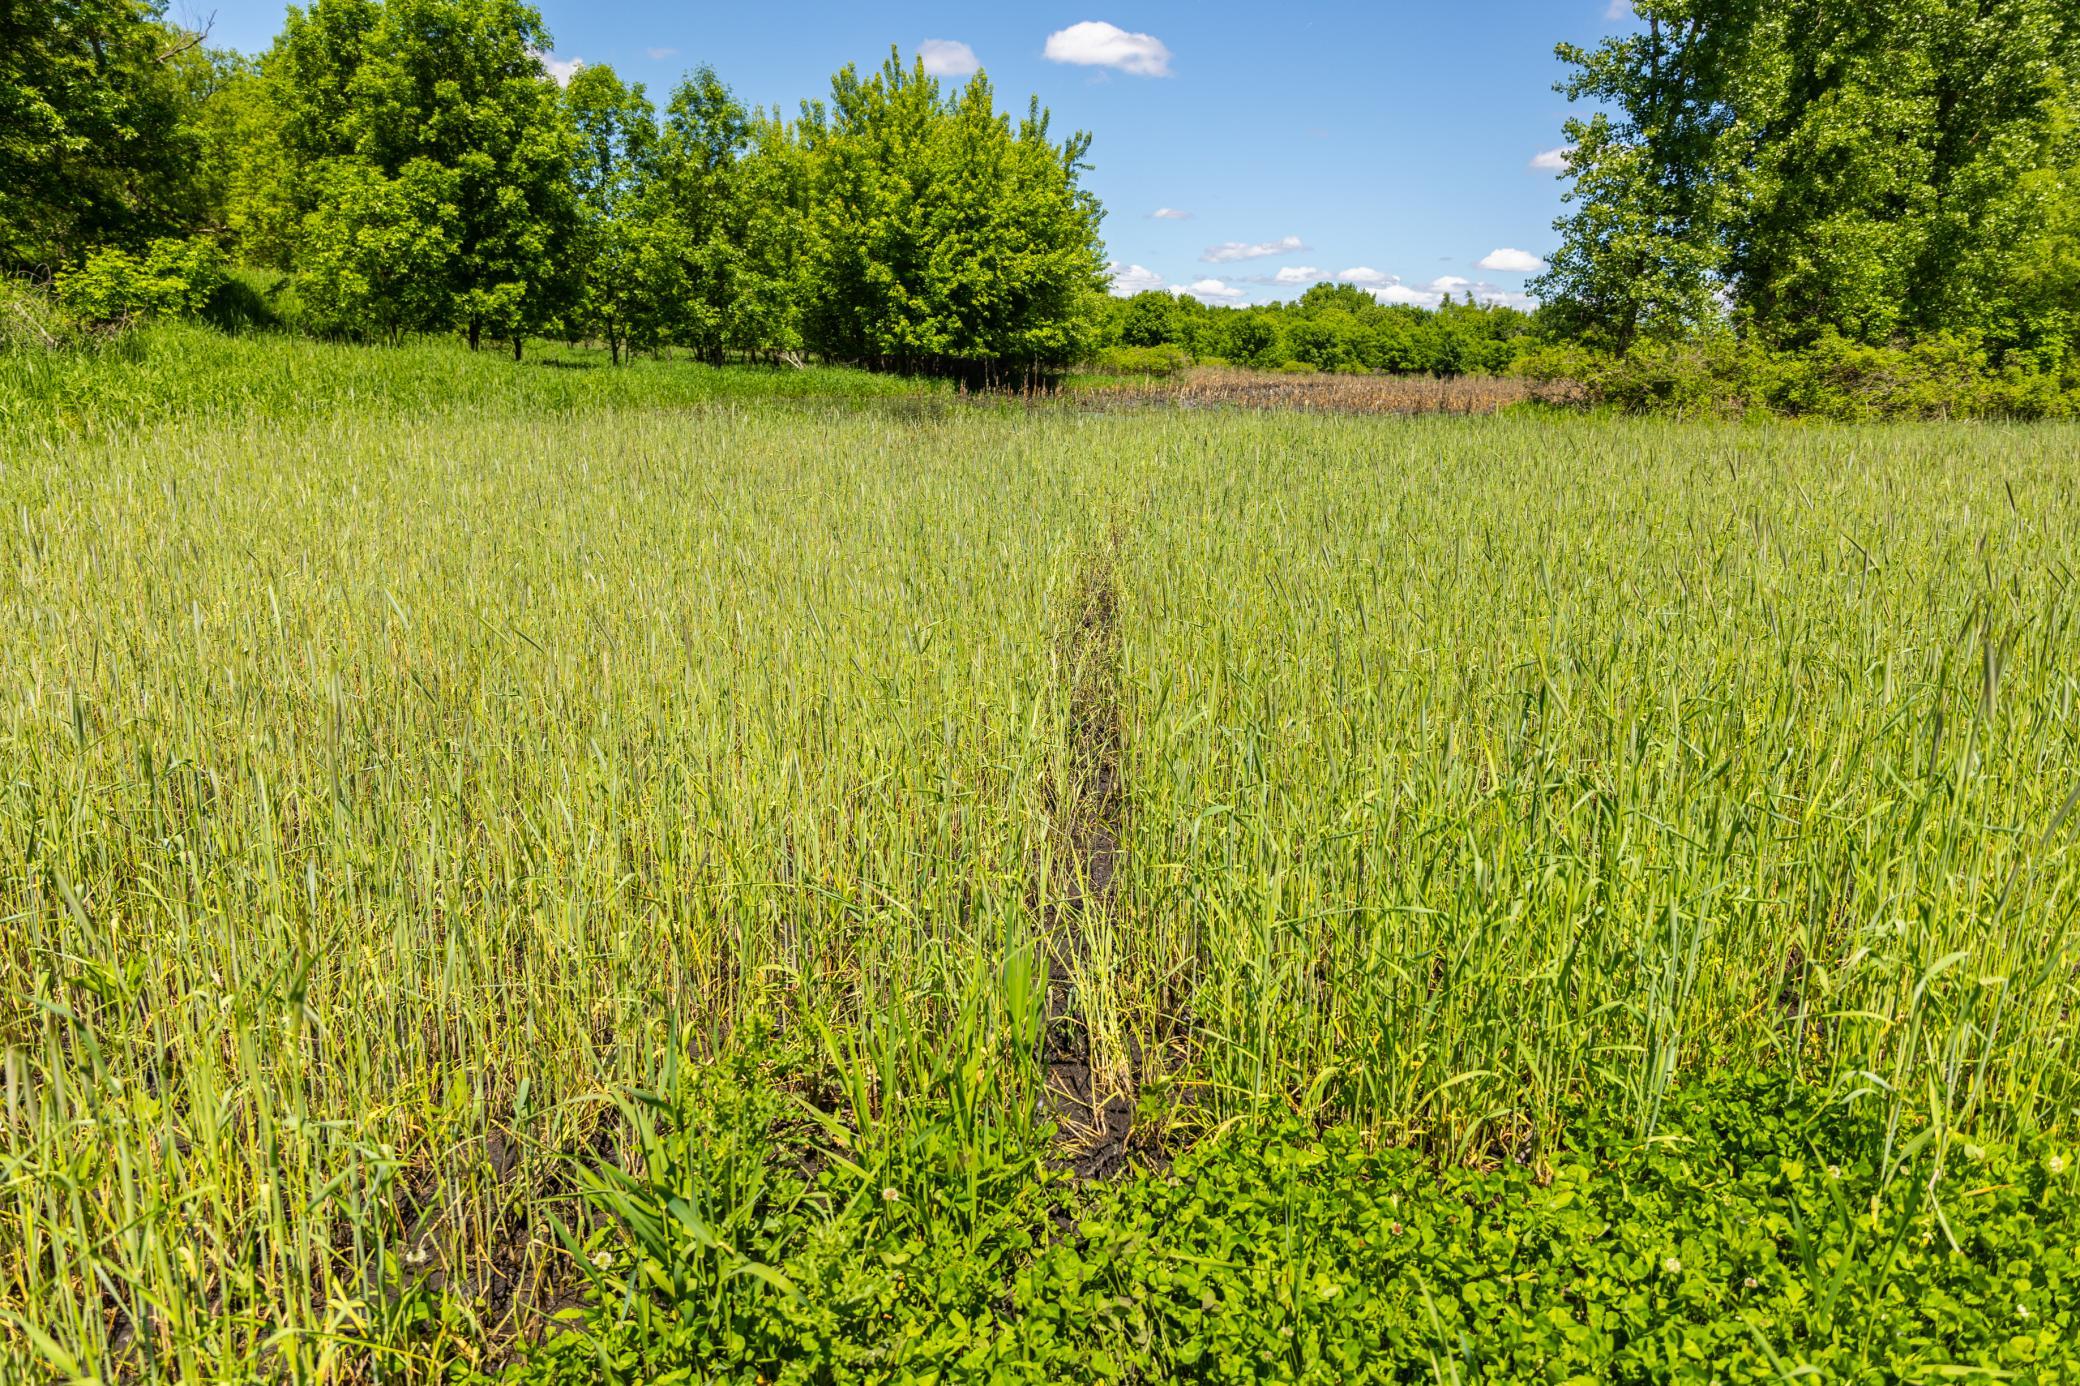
186, 1, 1636, 308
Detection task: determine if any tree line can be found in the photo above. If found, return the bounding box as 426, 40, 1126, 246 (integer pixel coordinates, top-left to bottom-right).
1095, 286, 1535, 378
4, 0, 1109, 381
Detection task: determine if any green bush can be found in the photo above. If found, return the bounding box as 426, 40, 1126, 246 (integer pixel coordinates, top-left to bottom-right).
1521, 332, 2080, 420
54, 238, 230, 327
1091, 343, 1192, 377
1516, 337, 1744, 417
1749, 332, 1987, 420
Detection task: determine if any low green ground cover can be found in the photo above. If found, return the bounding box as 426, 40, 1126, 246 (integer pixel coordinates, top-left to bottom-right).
519, 1059, 2078, 1384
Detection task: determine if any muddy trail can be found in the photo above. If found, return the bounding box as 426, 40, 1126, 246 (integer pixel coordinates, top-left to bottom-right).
1040, 532, 1139, 1179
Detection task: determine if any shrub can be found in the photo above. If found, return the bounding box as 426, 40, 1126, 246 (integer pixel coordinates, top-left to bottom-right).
1516, 337, 1743, 417
1091, 343, 1191, 377
1519, 332, 2080, 421
55, 238, 230, 327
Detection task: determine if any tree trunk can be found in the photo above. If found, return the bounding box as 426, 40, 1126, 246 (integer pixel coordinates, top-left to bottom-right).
512, 335, 522, 361
468, 321, 481, 351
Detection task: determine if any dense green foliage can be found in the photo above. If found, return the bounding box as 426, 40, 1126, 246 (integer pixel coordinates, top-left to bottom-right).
1097, 283, 1535, 377
269, 0, 580, 350
12, 0, 2076, 406
52, 236, 228, 326
517, 1059, 2080, 1384
804, 63, 1106, 383
1522, 329, 2080, 419
0, 0, 212, 269
1539, 0, 2080, 368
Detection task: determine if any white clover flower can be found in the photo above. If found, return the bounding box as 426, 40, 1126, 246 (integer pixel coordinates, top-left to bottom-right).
2049, 1155, 2068, 1175
1742, 1276, 1759, 1290
1663, 1256, 1682, 1275
1827, 1165, 1842, 1180
882, 1186, 901, 1202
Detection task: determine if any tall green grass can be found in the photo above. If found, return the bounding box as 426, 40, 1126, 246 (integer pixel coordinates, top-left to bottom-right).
0, 322, 928, 439
1111, 416, 2080, 1159
1, 338, 2076, 1378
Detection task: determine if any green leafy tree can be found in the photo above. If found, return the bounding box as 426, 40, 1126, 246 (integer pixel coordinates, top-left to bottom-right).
650, 65, 752, 362
1, 0, 212, 269
1219, 309, 1283, 368
1285, 310, 1366, 372
564, 63, 658, 363
1534, 6, 1743, 349
271, 0, 579, 350
803, 52, 1106, 382
1539, 0, 2080, 361
294, 156, 460, 339
185, 50, 299, 266
1117, 290, 1180, 347
729, 109, 813, 360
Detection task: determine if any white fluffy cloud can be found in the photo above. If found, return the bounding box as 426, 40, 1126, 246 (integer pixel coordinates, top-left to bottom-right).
1530, 145, 1573, 172
1273, 265, 1324, 285
1151, 207, 1192, 220
1364, 272, 1530, 310
1044, 21, 1173, 77
1175, 278, 1245, 304
918, 39, 981, 77
533, 51, 583, 85
647, 46, 678, 60
1322, 270, 1533, 309
1476, 248, 1546, 272
1108, 263, 1166, 296
1203, 235, 1308, 264
1372, 283, 1440, 307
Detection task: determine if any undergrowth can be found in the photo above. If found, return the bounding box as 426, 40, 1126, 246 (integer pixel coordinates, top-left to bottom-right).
513, 1065, 2079, 1384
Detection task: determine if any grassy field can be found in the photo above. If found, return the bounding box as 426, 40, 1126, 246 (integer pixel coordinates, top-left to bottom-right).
2, 332, 2078, 1380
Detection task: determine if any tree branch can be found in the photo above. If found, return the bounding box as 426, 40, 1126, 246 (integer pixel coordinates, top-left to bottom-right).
158, 12, 216, 63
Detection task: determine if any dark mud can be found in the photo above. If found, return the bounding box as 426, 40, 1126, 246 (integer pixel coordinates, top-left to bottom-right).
1040, 536, 1139, 1179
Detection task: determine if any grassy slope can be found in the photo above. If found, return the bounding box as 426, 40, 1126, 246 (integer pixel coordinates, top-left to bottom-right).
0, 323, 930, 438
1, 330, 2077, 1380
